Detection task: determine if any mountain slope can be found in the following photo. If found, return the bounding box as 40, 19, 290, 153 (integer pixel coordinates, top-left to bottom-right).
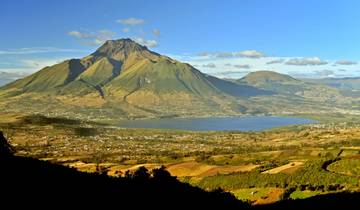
0, 71, 28, 86
0, 39, 253, 119
1, 59, 86, 96
237, 70, 342, 99
303, 77, 360, 90
303, 77, 360, 97
205, 74, 274, 97
233, 70, 356, 115
78, 57, 121, 86
1, 40, 358, 120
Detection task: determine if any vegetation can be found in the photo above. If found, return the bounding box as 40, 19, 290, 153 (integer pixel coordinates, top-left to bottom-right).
289, 190, 321, 199
1, 113, 360, 206
328, 159, 360, 176
195, 159, 357, 190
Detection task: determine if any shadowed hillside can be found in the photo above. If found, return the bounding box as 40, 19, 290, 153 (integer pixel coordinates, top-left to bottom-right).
205, 74, 274, 97
0, 131, 247, 209
1, 131, 360, 209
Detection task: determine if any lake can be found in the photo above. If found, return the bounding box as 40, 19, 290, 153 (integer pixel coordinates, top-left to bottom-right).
118, 116, 316, 131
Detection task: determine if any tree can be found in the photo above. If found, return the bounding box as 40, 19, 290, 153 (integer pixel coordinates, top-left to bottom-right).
0, 131, 14, 157
133, 166, 150, 181
152, 166, 175, 182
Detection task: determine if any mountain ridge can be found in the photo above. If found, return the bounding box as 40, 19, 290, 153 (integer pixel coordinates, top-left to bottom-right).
0, 39, 358, 120
0, 39, 266, 119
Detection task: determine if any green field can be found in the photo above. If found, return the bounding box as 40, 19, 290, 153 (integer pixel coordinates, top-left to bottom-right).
231, 188, 274, 201
289, 190, 321, 199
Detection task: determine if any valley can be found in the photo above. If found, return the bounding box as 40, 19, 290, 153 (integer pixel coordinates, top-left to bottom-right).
2, 113, 360, 205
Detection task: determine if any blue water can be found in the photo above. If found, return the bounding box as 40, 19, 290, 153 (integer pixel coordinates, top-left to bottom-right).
118, 116, 316, 131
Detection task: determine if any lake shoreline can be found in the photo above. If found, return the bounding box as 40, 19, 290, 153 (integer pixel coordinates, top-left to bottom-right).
116, 116, 317, 132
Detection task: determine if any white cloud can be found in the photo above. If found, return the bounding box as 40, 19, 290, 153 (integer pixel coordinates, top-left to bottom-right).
117, 18, 144, 25
174, 53, 360, 79
68, 31, 94, 39
315, 69, 335, 77
266, 59, 285, 65
214, 70, 250, 77
335, 60, 357, 65
0, 58, 64, 73
0, 71, 29, 85
133, 37, 158, 48
68, 30, 116, 46
285, 57, 328, 66
290, 69, 335, 78
22, 59, 62, 69
0, 47, 84, 55
235, 50, 265, 58
216, 52, 234, 58
0, 71, 28, 78
194, 50, 265, 59
152, 29, 160, 36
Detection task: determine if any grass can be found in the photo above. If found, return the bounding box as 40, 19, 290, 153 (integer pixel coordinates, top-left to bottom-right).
231, 188, 273, 202
327, 159, 360, 176
290, 190, 320, 199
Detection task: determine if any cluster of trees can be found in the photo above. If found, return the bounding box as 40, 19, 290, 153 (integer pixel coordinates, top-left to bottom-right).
196, 159, 358, 191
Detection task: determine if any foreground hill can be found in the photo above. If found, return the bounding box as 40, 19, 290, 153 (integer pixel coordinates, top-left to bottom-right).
0, 131, 245, 209
1, 132, 360, 209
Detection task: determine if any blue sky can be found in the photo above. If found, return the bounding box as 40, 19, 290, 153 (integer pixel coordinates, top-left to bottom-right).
1, 0, 360, 78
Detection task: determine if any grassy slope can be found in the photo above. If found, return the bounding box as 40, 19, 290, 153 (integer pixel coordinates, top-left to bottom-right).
0, 59, 85, 94
0, 39, 245, 118
78, 57, 121, 86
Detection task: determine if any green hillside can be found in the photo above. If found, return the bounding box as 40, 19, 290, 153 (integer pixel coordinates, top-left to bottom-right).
0, 39, 248, 119
0, 59, 85, 95
78, 57, 121, 86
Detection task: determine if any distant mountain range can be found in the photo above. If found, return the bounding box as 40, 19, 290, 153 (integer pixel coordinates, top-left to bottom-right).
0, 39, 359, 120
303, 77, 360, 97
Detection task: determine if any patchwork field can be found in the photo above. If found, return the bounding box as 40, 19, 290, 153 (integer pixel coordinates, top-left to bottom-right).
1, 113, 360, 205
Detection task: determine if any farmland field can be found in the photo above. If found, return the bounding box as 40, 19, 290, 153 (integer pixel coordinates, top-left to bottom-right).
1, 113, 360, 205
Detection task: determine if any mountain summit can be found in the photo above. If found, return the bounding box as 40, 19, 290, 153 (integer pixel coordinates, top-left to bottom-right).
0, 39, 254, 119
92, 39, 158, 58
